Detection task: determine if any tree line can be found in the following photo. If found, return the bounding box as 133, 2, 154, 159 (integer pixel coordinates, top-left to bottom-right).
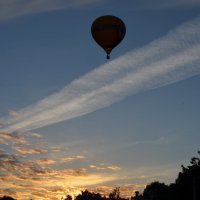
132, 151, 200, 200
1, 151, 200, 200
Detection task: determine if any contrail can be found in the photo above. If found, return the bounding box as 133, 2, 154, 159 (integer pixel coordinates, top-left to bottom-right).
0, 0, 101, 21
1, 16, 200, 133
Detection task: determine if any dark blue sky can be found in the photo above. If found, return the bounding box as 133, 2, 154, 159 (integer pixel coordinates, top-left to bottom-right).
0, 1, 200, 199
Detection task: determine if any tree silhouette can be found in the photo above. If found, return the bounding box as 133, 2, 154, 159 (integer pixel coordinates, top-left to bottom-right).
109, 187, 120, 200
143, 181, 170, 200
62, 195, 73, 200
73, 188, 128, 200
75, 190, 102, 200
131, 191, 143, 200
174, 151, 200, 200
130, 150, 200, 200
0, 196, 16, 200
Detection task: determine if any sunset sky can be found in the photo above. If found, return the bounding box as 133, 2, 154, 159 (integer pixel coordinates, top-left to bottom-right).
0, 0, 200, 199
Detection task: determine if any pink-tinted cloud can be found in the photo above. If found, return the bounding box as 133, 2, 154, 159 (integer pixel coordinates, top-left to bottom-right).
61, 155, 85, 162
8, 110, 18, 117
0, 132, 28, 145
0, 132, 145, 199
33, 158, 56, 165
89, 164, 121, 171
27, 131, 43, 138
0, 138, 6, 144
15, 146, 47, 154
0, 132, 18, 140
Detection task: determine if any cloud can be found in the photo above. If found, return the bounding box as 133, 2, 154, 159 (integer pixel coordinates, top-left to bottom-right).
0, 137, 176, 199
49, 146, 69, 153
123, 135, 177, 149
0, 0, 101, 21
0, 132, 29, 145
90, 164, 121, 171
33, 158, 56, 165
146, 0, 200, 9
0, 140, 125, 199
0, 148, 147, 200
0, 189, 17, 196
26, 131, 43, 138
1, 16, 200, 133
0, 151, 23, 172
0, 132, 18, 139
61, 155, 85, 162
8, 110, 18, 117
134, 0, 200, 10
0, 138, 6, 144
107, 166, 121, 171
15, 146, 47, 154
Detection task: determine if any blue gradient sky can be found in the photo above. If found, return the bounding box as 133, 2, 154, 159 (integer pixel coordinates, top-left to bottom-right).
0, 1, 200, 199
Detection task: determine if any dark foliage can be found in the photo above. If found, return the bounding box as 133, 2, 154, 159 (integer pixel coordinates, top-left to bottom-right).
143, 181, 170, 200
173, 150, 200, 200
62, 188, 127, 200
75, 190, 103, 200
133, 150, 200, 200
0, 196, 16, 200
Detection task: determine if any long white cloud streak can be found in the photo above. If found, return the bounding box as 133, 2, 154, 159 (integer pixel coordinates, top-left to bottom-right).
1, 16, 200, 133
0, 0, 101, 20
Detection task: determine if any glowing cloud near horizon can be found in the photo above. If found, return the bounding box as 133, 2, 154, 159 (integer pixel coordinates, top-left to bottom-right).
1, 16, 200, 133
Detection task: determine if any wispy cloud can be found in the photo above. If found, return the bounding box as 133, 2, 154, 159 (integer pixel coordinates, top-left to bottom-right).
0, 0, 101, 21
89, 164, 121, 171
8, 110, 18, 117
145, 0, 200, 9
124, 135, 177, 148
0, 149, 120, 199
33, 158, 55, 165
1, 132, 173, 199
0, 132, 125, 199
61, 155, 85, 163
14, 146, 47, 154
1, 16, 200, 133
0, 132, 28, 145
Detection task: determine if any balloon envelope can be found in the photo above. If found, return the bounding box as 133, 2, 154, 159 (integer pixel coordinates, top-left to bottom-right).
91, 15, 126, 59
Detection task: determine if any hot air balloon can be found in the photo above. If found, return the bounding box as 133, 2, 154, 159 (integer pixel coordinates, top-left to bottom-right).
91, 15, 126, 59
